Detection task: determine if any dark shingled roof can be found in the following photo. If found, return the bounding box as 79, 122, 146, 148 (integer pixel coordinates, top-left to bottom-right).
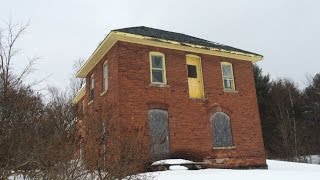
113, 26, 261, 57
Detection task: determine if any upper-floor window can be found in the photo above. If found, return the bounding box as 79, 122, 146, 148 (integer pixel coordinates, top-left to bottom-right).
89, 74, 94, 101
103, 62, 108, 92
150, 52, 167, 84
221, 62, 235, 91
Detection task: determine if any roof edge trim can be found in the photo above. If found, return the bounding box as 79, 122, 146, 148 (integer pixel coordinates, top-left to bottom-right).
76, 31, 263, 77
72, 85, 86, 104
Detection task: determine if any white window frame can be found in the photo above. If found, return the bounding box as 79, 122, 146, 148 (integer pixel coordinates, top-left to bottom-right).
89, 74, 94, 101
149, 52, 167, 84
221, 62, 235, 91
102, 61, 108, 93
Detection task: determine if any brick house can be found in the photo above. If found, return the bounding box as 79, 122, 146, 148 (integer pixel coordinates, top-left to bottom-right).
72, 26, 267, 168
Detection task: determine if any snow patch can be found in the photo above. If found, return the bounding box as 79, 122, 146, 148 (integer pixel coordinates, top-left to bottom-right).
169, 165, 188, 170
152, 159, 194, 166
300, 155, 320, 164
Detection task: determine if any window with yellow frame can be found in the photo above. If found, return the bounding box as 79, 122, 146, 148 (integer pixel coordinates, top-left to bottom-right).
221, 62, 235, 91
149, 52, 167, 84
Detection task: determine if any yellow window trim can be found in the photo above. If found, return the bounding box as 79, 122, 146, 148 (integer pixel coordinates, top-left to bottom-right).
149, 52, 167, 85
72, 85, 86, 104
221, 62, 236, 91
186, 54, 201, 58
76, 31, 263, 78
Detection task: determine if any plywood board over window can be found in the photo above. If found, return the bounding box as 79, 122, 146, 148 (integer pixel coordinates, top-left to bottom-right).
148, 109, 170, 161
211, 112, 234, 149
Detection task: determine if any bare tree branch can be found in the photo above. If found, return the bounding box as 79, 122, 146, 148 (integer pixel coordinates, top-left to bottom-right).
0, 18, 34, 96
69, 58, 85, 98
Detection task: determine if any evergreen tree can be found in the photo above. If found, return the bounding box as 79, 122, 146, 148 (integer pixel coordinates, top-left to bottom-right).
253, 65, 273, 156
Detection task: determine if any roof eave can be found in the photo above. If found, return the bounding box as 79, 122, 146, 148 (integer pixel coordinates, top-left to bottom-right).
76, 32, 117, 77
113, 31, 263, 62
76, 31, 263, 78
72, 85, 86, 104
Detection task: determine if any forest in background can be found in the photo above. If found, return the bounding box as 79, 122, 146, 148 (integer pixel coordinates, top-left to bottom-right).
254, 65, 320, 159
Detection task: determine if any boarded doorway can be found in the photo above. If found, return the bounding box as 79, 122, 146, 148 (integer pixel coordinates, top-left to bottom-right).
148, 109, 170, 161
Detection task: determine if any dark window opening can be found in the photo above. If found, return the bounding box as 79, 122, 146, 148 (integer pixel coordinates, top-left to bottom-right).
89, 89, 94, 101
152, 56, 163, 69
152, 69, 164, 83
187, 65, 197, 78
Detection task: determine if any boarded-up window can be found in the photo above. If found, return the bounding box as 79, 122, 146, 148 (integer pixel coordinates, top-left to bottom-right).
211, 112, 233, 148
148, 109, 170, 160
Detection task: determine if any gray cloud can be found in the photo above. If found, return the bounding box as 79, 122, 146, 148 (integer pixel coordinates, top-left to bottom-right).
1, 0, 319, 90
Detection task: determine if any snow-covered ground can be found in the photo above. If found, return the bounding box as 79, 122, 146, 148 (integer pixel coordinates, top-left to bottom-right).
142, 160, 320, 180
8, 159, 320, 180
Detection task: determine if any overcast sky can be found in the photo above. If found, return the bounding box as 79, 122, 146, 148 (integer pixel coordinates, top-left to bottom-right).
1, 0, 320, 91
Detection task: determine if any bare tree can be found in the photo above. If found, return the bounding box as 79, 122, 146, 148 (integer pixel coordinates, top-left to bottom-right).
69, 58, 85, 98
0, 18, 39, 96
25, 86, 90, 180
81, 101, 149, 180
0, 18, 150, 179
0, 18, 83, 180
268, 79, 302, 159
0, 18, 41, 179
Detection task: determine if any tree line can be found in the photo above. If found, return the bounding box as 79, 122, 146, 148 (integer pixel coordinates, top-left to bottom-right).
0, 19, 145, 180
0, 20, 83, 179
254, 65, 320, 160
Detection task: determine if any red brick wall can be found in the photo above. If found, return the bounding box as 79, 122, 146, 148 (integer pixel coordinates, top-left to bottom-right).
80, 40, 267, 168
82, 43, 121, 136
79, 43, 125, 168
117, 41, 266, 168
